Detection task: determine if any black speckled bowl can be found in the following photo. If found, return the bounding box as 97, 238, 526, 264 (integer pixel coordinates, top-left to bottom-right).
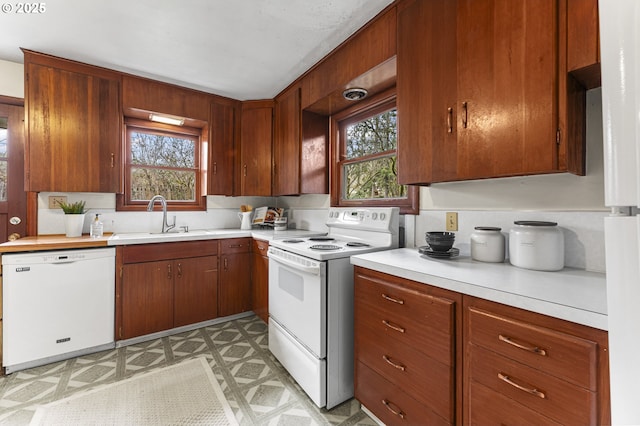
425, 232, 455, 252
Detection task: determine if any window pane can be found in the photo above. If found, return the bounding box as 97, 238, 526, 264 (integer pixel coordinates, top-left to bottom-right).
345, 109, 397, 160
344, 156, 407, 200
0, 118, 8, 157
0, 161, 6, 201
130, 168, 196, 201
130, 132, 195, 167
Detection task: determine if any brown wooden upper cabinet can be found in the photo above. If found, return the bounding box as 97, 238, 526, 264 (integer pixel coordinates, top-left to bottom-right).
209, 98, 238, 196
273, 85, 329, 196
397, 0, 588, 186
122, 75, 210, 121
238, 100, 273, 196
567, 0, 600, 89
24, 50, 121, 192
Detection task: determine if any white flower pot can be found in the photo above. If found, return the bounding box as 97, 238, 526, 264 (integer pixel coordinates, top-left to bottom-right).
64, 214, 85, 237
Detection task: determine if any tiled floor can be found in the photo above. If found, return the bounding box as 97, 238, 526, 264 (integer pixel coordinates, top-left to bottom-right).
0, 315, 377, 425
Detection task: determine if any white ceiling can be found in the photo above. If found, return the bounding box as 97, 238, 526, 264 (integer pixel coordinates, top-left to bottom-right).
0, 0, 394, 100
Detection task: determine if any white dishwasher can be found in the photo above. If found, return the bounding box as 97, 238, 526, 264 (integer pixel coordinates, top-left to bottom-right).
2, 247, 115, 373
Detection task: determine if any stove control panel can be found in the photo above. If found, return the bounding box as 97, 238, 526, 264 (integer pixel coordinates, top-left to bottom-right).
326, 207, 398, 231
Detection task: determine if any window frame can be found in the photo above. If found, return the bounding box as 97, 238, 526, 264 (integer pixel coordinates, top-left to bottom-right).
117, 117, 207, 212
330, 88, 418, 214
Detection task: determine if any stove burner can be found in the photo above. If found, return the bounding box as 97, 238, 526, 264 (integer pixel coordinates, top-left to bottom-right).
346, 242, 371, 247
309, 237, 335, 241
282, 239, 304, 243
310, 244, 342, 251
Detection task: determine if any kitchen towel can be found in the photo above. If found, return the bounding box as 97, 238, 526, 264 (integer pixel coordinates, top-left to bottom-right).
29, 356, 238, 425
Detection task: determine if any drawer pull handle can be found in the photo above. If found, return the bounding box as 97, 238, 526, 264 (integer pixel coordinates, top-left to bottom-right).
381, 293, 405, 305
382, 399, 406, 419
498, 372, 546, 399
383, 355, 406, 371
499, 334, 547, 356
382, 319, 406, 333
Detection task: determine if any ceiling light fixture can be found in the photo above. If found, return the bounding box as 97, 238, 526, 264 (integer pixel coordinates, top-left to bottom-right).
342, 87, 368, 101
149, 113, 185, 126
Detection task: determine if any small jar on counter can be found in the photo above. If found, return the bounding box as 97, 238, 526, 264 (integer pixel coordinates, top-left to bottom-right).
470, 227, 505, 263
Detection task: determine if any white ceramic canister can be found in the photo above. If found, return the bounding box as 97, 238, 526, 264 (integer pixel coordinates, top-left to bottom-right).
509, 221, 564, 271
470, 226, 505, 263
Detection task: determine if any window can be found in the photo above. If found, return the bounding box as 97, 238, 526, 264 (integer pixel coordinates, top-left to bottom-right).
330, 89, 418, 214
117, 118, 206, 211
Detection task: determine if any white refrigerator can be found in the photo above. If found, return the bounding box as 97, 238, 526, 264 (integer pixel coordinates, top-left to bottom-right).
599, 1, 640, 424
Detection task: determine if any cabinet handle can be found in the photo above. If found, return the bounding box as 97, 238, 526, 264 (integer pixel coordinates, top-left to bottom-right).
224, 258, 228, 271
498, 373, 546, 399
167, 263, 172, 279
447, 107, 453, 133
110, 153, 115, 168
382, 319, 406, 333
177, 262, 182, 278
382, 355, 406, 371
243, 164, 247, 177
213, 162, 217, 175
462, 102, 468, 129
227, 244, 244, 248
381, 399, 406, 419
498, 334, 547, 357
381, 293, 404, 305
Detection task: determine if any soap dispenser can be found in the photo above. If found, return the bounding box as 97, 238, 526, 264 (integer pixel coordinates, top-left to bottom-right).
90, 214, 103, 238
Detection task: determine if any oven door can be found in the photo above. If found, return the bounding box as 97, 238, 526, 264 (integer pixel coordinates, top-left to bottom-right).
268, 247, 327, 358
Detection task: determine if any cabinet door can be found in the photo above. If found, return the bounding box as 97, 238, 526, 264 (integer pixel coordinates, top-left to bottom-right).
209, 99, 237, 195
174, 256, 218, 327
121, 261, 173, 339
239, 101, 273, 196
567, 0, 600, 88
397, 0, 457, 185
251, 240, 269, 323
25, 59, 120, 192
456, 0, 558, 179
273, 87, 301, 196
219, 252, 251, 317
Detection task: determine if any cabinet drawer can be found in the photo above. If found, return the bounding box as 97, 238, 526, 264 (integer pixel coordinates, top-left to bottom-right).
469, 345, 596, 425
467, 381, 562, 426
252, 239, 269, 255
467, 306, 598, 389
357, 321, 453, 421
355, 276, 454, 365
220, 238, 251, 254
356, 297, 453, 366
355, 362, 450, 426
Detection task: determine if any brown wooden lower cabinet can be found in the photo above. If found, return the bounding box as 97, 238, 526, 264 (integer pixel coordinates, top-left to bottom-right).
117, 240, 218, 340
464, 296, 610, 426
251, 239, 269, 323
353, 267, 611, 426
354, 266, 461, 425
218, 238, 252, 317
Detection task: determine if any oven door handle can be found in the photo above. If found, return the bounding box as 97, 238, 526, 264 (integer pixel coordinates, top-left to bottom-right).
269, 254, 321, 276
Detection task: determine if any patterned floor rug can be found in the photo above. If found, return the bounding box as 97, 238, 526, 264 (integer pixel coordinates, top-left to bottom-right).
29, 357, 237, 425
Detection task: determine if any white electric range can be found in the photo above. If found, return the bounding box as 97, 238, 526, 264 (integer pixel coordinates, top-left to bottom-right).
267, 207, 399, 408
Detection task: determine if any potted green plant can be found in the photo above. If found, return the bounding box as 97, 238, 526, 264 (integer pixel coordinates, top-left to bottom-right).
57, 200, 87, 237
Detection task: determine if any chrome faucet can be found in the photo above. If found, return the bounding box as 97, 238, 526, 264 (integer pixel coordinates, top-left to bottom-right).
146, 195, 176, 233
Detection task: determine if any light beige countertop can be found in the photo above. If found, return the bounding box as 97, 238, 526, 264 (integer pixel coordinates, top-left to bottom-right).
351, 248, 608, 330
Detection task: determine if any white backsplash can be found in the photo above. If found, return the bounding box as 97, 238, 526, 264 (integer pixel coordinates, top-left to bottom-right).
407, 210, 607, 273
37, 192, 606, 273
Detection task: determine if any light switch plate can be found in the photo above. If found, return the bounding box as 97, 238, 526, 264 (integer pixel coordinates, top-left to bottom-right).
446, 212, 458, 231
48, 195, 67, 209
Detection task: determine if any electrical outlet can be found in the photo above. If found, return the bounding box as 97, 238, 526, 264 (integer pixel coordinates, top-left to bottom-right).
446, 212, 458, 231
49, 195, 67, 209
